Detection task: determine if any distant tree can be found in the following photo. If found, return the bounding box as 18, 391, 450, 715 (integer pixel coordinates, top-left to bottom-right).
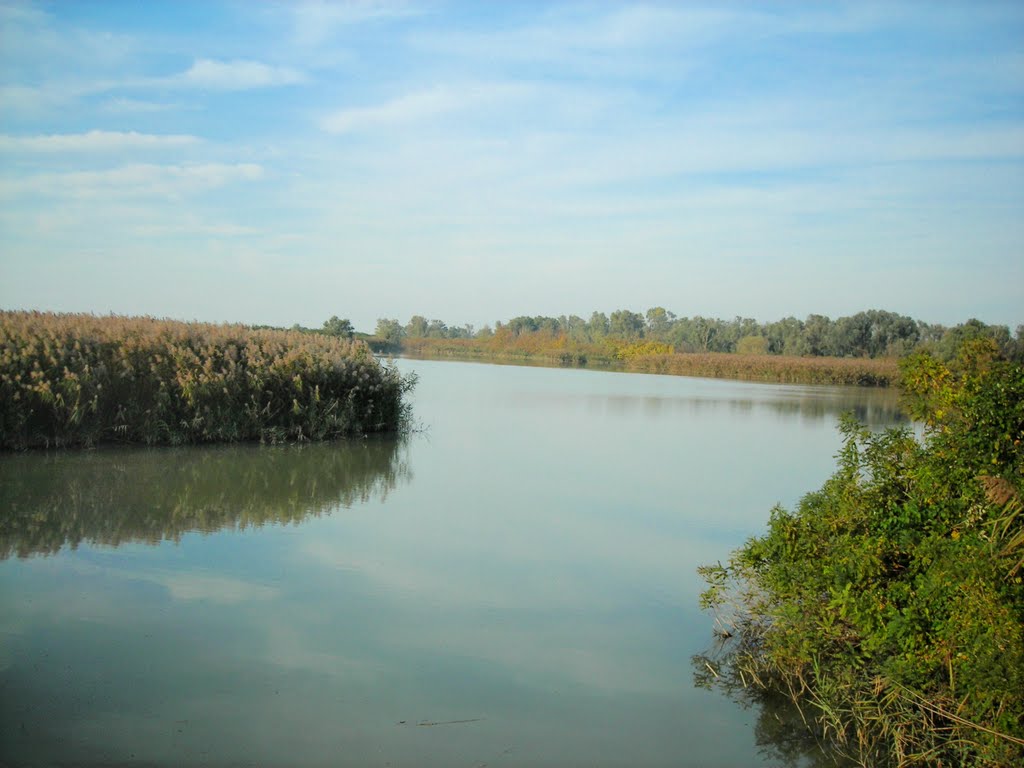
426, 319, 448, 338
720, 317, 759, 352
692, 316, 720, 352
375, 318, 404, 348
405, 315, 429, 338
588, 312, 610, 340
834, 313, 872, 356
564, 314, 588, 342
936, 319, 1012, 361
507, 316, 538, 336
645, 307, 676, 340
610, 309, 645, 340
766, 316, 806, 355
322, 316, 353, 338
536, 316, 561, 335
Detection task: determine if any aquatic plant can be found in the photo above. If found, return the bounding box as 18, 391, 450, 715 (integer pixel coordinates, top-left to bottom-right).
0, 311, 416, 449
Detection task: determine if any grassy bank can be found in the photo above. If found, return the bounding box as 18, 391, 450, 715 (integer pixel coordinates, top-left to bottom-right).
699, 340, 1024, 766
0, 311, 415, 450
398, 336, 899, 386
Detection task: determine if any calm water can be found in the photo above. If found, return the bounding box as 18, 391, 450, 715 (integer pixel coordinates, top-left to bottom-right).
0, 360, 905, 767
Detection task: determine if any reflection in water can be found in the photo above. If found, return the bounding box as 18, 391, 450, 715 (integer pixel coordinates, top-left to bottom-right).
0, 438, 409, 559
692, 641, 857, 768
515, 385, 906, 427
0, 361, 908, 767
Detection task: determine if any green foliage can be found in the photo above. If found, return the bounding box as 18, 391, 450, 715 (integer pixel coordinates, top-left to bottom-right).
322, 315, 354, 338
0, 311, 416, 449
699, 347, 1024, 765
374, 318, 404, 349
393, 307, 1017, 361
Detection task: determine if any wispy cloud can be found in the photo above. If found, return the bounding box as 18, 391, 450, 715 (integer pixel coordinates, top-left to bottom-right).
320, 82, 530, 134
0, 83, 82, 115
100, 97, 189, 114
0, 130, 199, 153
290, 0, 424, 46
409, 5, 731, 77
172, 58, 305, 90
0, 162, 264, 200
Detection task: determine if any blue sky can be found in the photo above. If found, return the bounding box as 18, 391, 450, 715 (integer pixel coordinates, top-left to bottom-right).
1, 1, 1022, 332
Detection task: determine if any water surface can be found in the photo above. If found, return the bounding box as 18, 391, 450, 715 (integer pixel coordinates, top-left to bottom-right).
0, 360, 904, 767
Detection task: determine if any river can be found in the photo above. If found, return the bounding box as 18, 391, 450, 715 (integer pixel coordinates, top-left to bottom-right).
0, 359, 904, 767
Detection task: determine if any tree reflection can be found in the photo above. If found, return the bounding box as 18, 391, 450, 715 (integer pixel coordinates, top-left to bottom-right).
692, 638, 857, 768
577, 388, 905, 427
0, 438, 410, 558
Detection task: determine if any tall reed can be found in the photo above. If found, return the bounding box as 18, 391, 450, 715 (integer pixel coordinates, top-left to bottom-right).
1, 311, 415, 449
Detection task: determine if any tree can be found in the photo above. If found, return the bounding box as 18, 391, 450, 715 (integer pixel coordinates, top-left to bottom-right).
426, 319, 448, 338
588, 312, 609, 340
609, 309, 645, 340
765, 316, 806, 355
375, 318, 404, 348
405, 315, 428, 338
322, 316, 353, 338
803, 314, 835, 356
645, 307, 676, 340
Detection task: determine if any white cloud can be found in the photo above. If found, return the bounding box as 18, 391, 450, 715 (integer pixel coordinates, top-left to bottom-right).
0, 130, 199, 153
320, 82, 529, 134
409, 5, 731, 76
290, 0, 423, 46
174, 58, 305, 90
0, 83, 76, 114
100, 97, 187, 114
0, 162, 264, 200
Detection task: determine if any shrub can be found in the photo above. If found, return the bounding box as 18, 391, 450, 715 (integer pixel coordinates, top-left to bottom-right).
699, 343, 1024, 765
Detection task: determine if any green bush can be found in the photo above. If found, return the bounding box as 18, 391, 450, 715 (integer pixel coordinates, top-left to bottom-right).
700, 340, 1024, 766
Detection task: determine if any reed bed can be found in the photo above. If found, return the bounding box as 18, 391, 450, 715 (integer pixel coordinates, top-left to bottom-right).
1, 311, 414, 450
621, 351, 898, 386
401, 336, 898, 386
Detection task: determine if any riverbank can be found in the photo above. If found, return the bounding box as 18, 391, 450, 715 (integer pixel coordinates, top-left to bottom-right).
699, 342, 1024, 765
0, 311, 415, 450
389, 337, 899, 386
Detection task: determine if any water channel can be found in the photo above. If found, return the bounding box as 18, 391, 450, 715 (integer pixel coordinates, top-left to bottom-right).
0, 359, 905, 767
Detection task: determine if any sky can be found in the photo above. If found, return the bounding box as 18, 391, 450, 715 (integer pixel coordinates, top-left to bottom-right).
1, 1, 1022, 333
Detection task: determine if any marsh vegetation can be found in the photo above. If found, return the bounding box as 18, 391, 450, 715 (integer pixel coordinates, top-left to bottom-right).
0, 311, 415, 450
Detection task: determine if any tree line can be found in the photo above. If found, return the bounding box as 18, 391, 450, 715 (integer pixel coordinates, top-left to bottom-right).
365, 309, 1022, 360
